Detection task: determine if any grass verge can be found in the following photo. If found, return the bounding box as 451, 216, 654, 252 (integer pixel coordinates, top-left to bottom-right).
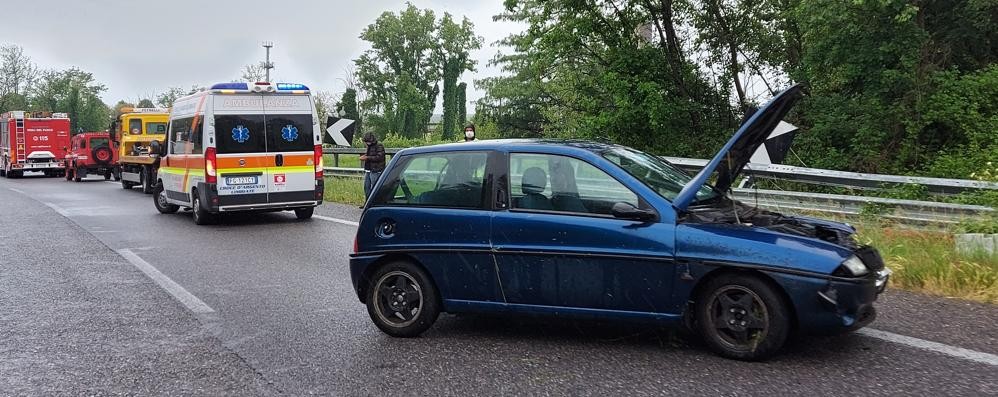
857, 224, 997, 304
324, 176, 366, 206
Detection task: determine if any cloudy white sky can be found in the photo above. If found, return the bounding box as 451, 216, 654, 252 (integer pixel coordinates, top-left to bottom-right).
1, 0, 517, 106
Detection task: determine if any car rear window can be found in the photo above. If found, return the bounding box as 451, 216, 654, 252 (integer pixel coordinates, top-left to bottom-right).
215, 115, 266, 154
266, 114, 313, 152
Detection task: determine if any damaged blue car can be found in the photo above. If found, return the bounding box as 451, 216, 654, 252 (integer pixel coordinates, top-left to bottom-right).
349, 85, 891, 360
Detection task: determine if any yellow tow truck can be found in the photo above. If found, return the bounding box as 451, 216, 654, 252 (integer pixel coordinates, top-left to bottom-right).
109, 108, 170, 193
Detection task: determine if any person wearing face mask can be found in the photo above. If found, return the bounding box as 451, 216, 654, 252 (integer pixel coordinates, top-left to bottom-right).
463, 124, 477, 142
359, 132, 386, 205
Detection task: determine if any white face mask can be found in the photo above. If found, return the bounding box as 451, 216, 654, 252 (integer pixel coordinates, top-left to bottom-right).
465, 130, 475, 139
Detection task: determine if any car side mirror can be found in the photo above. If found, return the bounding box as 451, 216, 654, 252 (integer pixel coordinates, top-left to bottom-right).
611, 202, 656, 222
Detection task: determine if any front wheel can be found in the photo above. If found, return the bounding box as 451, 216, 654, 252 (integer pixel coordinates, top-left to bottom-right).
694, 273, 791, 361
366, 261, 440, 338
294, 207, 314, 220
153, 182, 179, 214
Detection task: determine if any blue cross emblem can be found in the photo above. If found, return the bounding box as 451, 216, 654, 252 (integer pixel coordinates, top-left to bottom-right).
281, 124, 299, 142
232, 125, 250, 143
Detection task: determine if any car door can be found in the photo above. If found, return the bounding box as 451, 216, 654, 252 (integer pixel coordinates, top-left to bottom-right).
363, 150, 503, 304
263, 95, 316, 204
492, 152, 677, 314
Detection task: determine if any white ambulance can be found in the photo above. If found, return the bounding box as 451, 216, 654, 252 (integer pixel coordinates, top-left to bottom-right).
153, 82, 324, 225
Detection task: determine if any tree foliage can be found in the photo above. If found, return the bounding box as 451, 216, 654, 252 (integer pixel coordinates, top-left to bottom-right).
156, 85, 203, 108
479, 0, 998, 178
30, 68, 109, 132
0, 44, 38, 114
354, 3, 480, 139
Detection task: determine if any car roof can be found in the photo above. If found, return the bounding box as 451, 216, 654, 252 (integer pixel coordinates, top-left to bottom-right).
397, 139, 622, 157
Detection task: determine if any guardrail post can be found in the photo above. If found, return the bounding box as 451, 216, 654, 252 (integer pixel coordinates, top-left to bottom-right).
333, 153, 339, 167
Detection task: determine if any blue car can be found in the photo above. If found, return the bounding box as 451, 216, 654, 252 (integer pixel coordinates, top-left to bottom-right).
349, 85, 891, 360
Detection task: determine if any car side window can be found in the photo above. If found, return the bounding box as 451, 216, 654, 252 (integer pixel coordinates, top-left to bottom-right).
509, 153, 638, 216
129, 119, 142, 135
169, 117, 192, 155
373, 151, 488, 209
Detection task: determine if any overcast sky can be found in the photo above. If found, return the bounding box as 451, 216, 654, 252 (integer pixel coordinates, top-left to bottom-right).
1, 0, 517, 107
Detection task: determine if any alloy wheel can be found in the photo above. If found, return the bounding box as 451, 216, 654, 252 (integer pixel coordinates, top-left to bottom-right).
373, 271, 423, 328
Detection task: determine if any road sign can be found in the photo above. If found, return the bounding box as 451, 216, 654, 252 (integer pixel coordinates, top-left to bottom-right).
325, 117, 355, 147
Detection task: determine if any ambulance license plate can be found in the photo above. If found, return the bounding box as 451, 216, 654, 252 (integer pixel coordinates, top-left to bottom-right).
226, 176, 258, 185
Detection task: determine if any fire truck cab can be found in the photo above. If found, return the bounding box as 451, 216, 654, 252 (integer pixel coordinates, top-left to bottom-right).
1, 111, 71, 178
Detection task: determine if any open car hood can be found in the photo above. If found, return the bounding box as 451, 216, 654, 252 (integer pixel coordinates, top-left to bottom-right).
672, 84, 804, 211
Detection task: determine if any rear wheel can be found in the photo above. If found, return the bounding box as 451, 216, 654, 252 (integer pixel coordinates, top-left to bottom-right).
366, 261, 440, 337
694, 273, 791, 361
191, 194, 214, 225
153, 182, 179, 214
294, 207, 314, 220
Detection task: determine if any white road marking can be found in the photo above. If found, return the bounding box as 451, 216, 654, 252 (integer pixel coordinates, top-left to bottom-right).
8, 187, 25, 194
118, 248, 215, 314
42, 201, 72, 217
314, 215, 359, 227
859, 328, 998, 366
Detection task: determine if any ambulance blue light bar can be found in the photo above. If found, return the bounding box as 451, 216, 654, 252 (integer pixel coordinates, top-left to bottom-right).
210, 82, 249, 90
276, 83, 310, 91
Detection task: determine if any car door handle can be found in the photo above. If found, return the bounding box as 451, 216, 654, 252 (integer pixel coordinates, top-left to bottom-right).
275, 154, 284, 166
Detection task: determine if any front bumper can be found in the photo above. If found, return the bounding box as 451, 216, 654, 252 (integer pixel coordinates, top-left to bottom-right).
771, 267, 891, 335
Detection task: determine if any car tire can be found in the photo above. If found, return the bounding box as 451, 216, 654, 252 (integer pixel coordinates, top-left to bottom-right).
191, 194, 214, 225
153, 182, 180, 214
141, 167, 153, 194
366, 261, 440, 338
694, 273, 791, 361
294, 207, 314, 220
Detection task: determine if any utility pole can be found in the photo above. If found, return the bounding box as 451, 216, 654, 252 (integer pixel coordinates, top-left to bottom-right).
262, 41, 274, 82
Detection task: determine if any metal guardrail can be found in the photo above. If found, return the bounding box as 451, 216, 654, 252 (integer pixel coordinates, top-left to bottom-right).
322, 147, 995, 226
324, 147, 998, 194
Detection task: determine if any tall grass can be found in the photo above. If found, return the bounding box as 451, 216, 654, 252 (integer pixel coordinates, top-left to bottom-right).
324, 176, 366, 206
857, 225, 998, 304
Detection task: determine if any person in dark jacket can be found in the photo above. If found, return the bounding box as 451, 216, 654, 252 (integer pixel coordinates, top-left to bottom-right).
360, 132, 386, 202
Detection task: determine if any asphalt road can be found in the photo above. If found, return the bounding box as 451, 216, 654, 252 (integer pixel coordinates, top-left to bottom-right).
2, 173, 996, 395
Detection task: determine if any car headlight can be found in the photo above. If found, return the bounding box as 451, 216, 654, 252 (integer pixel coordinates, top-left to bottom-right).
837, 255, 869, 277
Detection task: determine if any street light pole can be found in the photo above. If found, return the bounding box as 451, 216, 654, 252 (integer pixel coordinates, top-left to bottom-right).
262, 41, 274, 82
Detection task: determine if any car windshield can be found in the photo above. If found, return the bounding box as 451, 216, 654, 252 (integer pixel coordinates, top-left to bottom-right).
602, 147, 719, 203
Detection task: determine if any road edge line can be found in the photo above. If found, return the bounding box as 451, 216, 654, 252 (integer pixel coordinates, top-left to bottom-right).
859, 328, 998, 366
314, 215, 359, 227
118, 248, 215, 314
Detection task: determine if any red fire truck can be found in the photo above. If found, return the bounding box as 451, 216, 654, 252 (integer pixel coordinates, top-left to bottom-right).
1, 111, 71, 178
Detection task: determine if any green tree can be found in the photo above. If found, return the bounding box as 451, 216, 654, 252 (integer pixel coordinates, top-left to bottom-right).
136, 98, 155, 108
457, 82, 467, 129
156, 85, 202, 108
335, 88, 362, 145
437, 13, 482, 139
30, 68, 110, 133
354, 4, 479, 139
0, 44, 37, 114
478, 0, 737, 156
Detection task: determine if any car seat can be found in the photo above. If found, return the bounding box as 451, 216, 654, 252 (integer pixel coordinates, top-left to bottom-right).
516, 167, 553, 210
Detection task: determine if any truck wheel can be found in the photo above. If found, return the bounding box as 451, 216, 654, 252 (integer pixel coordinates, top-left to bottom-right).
141, 167, 154, 194
294, 207, 314, 220
191, 194, 215, 225
153, 182, 179, 214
